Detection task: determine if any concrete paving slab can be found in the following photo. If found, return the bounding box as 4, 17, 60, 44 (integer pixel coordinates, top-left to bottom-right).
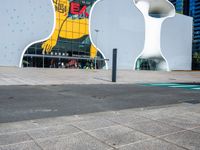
72, 118, 117, 131
31, 115, 83, 127
88, 125, 152, 148
125, 120, 184, 137
161, 130, 200, 150
190, 127, 200, 134
0, 141, 41, 150
0, 121, 39, 134
165, 103, 200, 115
28, 124, 81, 139
76, 111, 118, 121
137, 105, 191, 120
176, 112, 200, 123
106, 114, 150, 124
157, 116, 200, 129
187, 104, 200, 114
0, 132, 32, 146
0, 96, 199, 150
35, 132, 112, 150
0, 67, 200, 85
118, 138, 186, 150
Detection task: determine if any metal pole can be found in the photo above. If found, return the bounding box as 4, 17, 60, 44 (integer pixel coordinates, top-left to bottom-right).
112, 48, 117, 82
42, 51, 44, 68
94, 56, 97, 69
94, 29, 99, 70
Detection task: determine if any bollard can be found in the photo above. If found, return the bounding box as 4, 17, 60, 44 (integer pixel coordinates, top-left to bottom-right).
112, 48, 117, 82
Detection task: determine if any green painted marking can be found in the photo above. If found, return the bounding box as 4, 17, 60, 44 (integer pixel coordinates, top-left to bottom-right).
192, 87, 200, 90
143, 83, 200, 90
145, 83, 179, 86
169, 85, 199, 88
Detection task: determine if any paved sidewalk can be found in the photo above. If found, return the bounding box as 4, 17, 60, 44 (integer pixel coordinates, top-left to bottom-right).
0, 67, 200, 85
0, 67, 200, 150
0, 103, 200, 150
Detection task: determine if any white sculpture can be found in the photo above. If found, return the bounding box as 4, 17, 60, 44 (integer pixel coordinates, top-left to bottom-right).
89, 0, 191, 71
134, 0, 175, 71
0, 0, 192, 70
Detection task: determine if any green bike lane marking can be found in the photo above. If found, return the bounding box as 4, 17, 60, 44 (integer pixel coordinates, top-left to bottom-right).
143, 83, 180, 86
169, 85, 199, 88
142, 83, 200, 90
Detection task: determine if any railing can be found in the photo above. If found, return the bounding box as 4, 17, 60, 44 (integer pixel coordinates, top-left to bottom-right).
23, 54, 109, 61
23, 54, 109, 69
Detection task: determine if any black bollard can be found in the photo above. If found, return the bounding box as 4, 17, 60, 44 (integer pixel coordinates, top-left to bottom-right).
112, 48, 117, 82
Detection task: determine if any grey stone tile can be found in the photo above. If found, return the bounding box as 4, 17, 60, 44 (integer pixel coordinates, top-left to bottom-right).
0, 121, 39, 134
157, 116, 200, 129
183, 104, 200, 114
78, 111, 118, 120
33, 115, 82, 127
0, 141, 41, 150
138, 107, 188, 120
118, 139, 185, 150
0, 132, 32, 146
28, 124, 81, 139
161, 130, 200, 150
106, 114, 150, 125
88, 125, 152, 147
114, 108, 142, 116
72, 118, 117, 131
191, 127, 200, 134
36, 132, 112, 150
126, 120, 184, 137
177, 112, 200, 123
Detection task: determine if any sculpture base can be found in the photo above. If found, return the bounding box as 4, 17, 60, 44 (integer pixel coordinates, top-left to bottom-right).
135, 57, 168, 71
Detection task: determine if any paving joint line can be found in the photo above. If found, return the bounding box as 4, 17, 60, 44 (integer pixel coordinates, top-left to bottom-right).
0, 122, 79, 136
71, 124, 120, 133
0, 140, 38, 149
114, 137, 155, 149
26, 132, 44, 150
24, 130, 84, 141
104, 116, 189, 150
70, 124, 118, 149
135, 113, 200, 131
131, 113, 200, 149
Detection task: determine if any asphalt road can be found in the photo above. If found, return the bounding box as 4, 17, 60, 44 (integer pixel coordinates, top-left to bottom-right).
0, 84, 200, 123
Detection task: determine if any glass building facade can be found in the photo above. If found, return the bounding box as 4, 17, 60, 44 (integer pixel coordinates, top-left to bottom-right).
170, 0, 200, 70
23, 0, 106, 69
21, 0, 198, 70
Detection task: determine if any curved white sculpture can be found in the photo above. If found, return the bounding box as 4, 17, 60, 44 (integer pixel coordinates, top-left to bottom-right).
134, 0, 175, 71
0, 0, 192, 71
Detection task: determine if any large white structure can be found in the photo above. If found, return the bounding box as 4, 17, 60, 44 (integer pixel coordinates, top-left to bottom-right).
0, 0, 193, 71
0, 0, 54, 67
134, 0, 175, 71
90, 0, 193, 71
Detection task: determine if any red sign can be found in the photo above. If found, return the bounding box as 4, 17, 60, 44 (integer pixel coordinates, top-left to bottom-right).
70, 2, 89, 17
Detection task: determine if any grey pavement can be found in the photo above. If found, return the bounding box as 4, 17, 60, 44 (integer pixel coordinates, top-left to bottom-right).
0, 67, 200, 150
0, 103, 200, 150
0, 67, 200, 85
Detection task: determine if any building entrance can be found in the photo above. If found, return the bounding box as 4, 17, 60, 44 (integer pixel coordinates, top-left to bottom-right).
135, 58, 168, 71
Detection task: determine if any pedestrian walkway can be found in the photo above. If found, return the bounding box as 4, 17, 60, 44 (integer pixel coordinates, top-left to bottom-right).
0, 67, 200, 85
143, 83, 200, 90
0, 103, 200, 150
